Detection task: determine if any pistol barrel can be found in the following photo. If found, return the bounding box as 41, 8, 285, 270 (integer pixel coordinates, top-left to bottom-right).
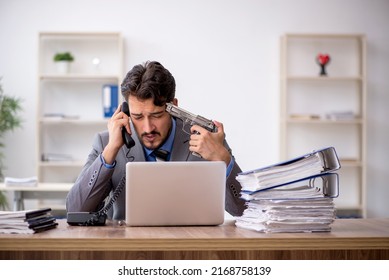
165, 103, 216, 132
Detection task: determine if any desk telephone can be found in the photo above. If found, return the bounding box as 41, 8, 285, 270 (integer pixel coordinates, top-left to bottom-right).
67, 102, 216, 226
67, 102, 135, 226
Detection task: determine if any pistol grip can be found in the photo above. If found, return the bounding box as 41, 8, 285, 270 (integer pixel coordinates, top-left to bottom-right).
192, 151, 202, 158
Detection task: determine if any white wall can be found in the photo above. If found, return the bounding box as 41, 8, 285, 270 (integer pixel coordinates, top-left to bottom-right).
0, 0, 388, 217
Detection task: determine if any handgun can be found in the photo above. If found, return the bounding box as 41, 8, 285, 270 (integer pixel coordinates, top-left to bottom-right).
165, 103, 217, 157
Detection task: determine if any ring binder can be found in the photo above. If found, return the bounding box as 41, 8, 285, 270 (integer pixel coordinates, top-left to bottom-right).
236, 147, 341, 192
102, 84, 118, 118
240, 173, 339, 201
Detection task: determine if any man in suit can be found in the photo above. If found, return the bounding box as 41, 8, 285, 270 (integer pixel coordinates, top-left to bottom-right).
66, 61, 246, 220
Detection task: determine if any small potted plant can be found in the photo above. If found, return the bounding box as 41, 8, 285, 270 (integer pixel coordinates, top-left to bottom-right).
53, 52, 74, 74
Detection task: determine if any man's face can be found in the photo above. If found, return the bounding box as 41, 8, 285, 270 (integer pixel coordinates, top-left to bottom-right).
128, 95, 173, 150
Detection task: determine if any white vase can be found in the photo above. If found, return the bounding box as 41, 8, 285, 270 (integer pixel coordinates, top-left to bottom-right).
55, 61, 70, 74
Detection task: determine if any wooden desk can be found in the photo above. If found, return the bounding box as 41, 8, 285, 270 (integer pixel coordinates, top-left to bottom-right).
0, 183, 71, 211
0, 218, 388, 260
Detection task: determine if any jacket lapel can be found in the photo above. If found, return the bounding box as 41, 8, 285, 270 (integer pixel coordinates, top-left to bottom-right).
170, 118, 191, 161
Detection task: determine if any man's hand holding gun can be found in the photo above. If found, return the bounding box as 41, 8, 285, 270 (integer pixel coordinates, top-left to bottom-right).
165, 103, 232, 166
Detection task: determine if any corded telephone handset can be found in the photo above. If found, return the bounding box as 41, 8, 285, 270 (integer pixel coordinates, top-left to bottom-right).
121, 101, 136, 149
66, 102, 135, 226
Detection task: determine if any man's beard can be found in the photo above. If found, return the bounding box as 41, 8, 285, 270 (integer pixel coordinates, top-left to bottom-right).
141, 130, 162, 149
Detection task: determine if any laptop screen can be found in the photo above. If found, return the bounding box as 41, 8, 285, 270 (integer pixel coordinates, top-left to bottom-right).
125, 161, 226, 226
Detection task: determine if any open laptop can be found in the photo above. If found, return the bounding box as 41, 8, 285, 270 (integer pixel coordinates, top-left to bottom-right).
125, 161, 226, 226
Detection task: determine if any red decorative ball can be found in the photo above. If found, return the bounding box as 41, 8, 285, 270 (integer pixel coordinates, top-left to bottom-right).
317, 53, 330, 65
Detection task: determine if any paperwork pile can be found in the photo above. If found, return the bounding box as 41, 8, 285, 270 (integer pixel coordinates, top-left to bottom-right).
0, 208, 58, 234
4, 176, 38, 187
235, 184, 337, 233
235, 147, 340, 233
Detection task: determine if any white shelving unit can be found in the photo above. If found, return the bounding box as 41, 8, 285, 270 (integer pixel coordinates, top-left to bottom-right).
37, 32, 123, 190
280, 34, 366, 218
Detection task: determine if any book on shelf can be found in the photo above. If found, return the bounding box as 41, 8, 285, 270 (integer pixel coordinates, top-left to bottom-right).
236, 146, 340, 192
0, 208, 58, 234
289, 114, 321, 120
235, 147, 340, 233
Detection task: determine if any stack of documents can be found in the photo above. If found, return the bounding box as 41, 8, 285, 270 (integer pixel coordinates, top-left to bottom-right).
41, 153, 73, 162
0, 208, 58, 234
4, 176, 38, 187
235, 183, 337, 233
235, 147, 340, 233
325, 110, 355, 121
236, 200, 336, 233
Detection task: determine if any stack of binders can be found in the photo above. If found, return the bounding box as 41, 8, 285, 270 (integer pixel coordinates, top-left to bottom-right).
235, 147, 341, 233
0, 208, 58, 234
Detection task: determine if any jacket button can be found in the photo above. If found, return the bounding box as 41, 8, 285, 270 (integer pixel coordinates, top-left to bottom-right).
230, 184, 239, 197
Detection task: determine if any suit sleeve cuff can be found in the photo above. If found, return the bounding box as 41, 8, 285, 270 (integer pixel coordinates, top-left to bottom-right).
100, 153, 116, 169
226, 156, 235, 177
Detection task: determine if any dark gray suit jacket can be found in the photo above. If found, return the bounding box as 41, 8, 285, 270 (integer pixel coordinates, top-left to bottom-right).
66, 118, 246, 220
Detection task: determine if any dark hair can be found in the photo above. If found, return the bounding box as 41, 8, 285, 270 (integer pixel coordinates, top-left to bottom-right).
121, 61, 176, 106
